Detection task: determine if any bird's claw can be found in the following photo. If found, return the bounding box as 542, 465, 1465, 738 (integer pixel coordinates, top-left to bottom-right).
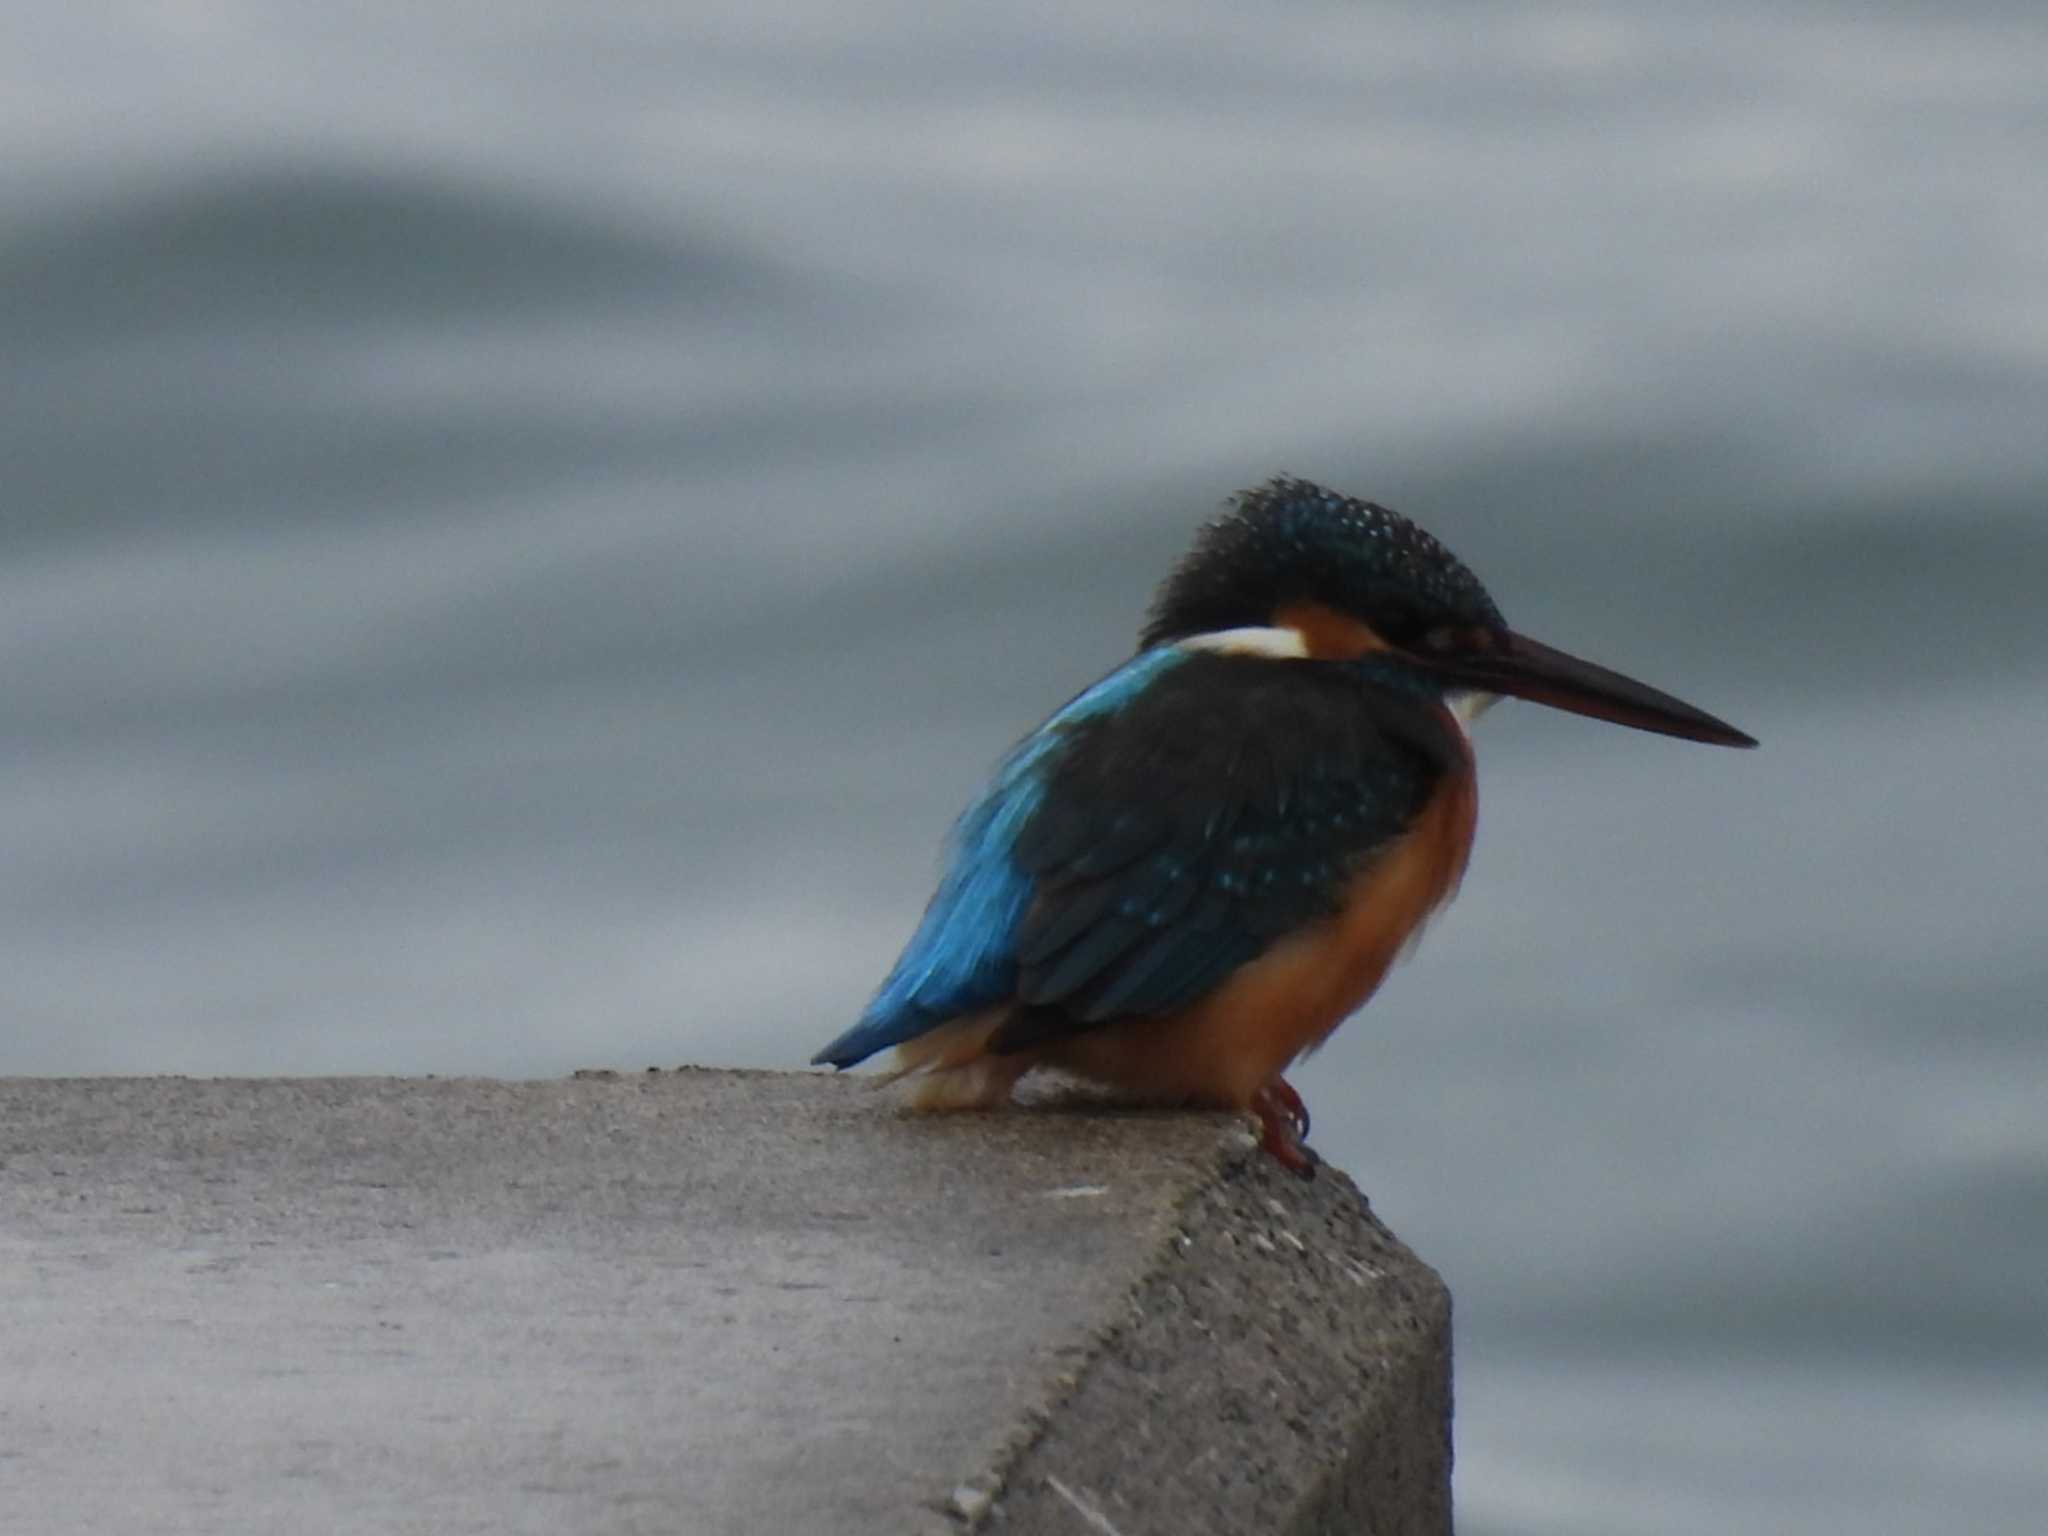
1264, 1076, 1310, 1140
1251, 1080, 1319, 1179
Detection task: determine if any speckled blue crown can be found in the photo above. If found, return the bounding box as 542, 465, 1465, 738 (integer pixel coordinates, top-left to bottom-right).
1141, 477, 1505, 649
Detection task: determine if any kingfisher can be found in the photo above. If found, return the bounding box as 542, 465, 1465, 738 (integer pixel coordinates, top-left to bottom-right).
811, 477, 1755, 1174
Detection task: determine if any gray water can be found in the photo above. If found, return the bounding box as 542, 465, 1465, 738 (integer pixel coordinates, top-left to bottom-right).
5, 4, 2046, 1531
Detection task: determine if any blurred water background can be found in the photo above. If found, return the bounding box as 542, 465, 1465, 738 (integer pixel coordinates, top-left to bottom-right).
5, 3, 2045, 1531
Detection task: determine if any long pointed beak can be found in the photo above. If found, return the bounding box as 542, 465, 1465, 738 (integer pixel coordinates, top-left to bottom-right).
1432, 631, 1757, 748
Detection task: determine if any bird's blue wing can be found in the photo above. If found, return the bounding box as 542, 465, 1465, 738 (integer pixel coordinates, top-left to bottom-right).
811, 647, 1191, 1068
995, 652, 1458, 1040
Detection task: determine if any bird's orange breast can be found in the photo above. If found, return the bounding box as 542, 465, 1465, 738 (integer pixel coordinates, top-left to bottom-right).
1045, 722, 1479, 1109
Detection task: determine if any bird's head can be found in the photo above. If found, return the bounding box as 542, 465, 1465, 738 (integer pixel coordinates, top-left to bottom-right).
1142, 477, 1756, 748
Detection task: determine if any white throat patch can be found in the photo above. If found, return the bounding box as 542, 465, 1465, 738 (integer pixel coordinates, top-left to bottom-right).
1448, 690, 1499, 730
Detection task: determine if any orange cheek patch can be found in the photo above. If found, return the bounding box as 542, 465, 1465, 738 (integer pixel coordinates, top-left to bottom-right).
1273, 600, 1390, 660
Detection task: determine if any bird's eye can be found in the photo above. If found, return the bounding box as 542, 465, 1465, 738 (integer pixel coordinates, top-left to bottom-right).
1422, 625, 1494, 654
1362, 601, 1425, 646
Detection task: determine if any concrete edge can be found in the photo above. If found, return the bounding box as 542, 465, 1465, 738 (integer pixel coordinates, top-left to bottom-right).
3, 1072, 1451, 1535
935, 1142, 1454, 1536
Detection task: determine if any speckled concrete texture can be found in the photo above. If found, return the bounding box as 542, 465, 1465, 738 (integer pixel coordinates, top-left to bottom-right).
983, 1160, 1452, 1535
0, 1072, 1448, 1535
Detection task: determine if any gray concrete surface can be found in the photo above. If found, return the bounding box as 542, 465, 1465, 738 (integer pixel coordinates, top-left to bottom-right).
0, 1072, 1450, 1535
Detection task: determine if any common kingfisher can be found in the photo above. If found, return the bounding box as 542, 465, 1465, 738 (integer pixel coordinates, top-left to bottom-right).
812, 478, 1755, 1174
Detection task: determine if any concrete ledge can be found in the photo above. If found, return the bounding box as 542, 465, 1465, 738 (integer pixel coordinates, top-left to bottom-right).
0, 1072, 1450, 1534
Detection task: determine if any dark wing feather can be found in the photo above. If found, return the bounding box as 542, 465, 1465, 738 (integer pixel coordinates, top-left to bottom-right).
992, 651, 1459, 1050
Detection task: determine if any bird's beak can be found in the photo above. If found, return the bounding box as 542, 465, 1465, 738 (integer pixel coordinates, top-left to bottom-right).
1427, 630, 1757, 748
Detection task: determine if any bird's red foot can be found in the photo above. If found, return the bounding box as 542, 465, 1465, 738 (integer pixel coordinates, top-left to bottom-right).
1250, 1080, 1318, 1179
1264, 1076, 1310, 1140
